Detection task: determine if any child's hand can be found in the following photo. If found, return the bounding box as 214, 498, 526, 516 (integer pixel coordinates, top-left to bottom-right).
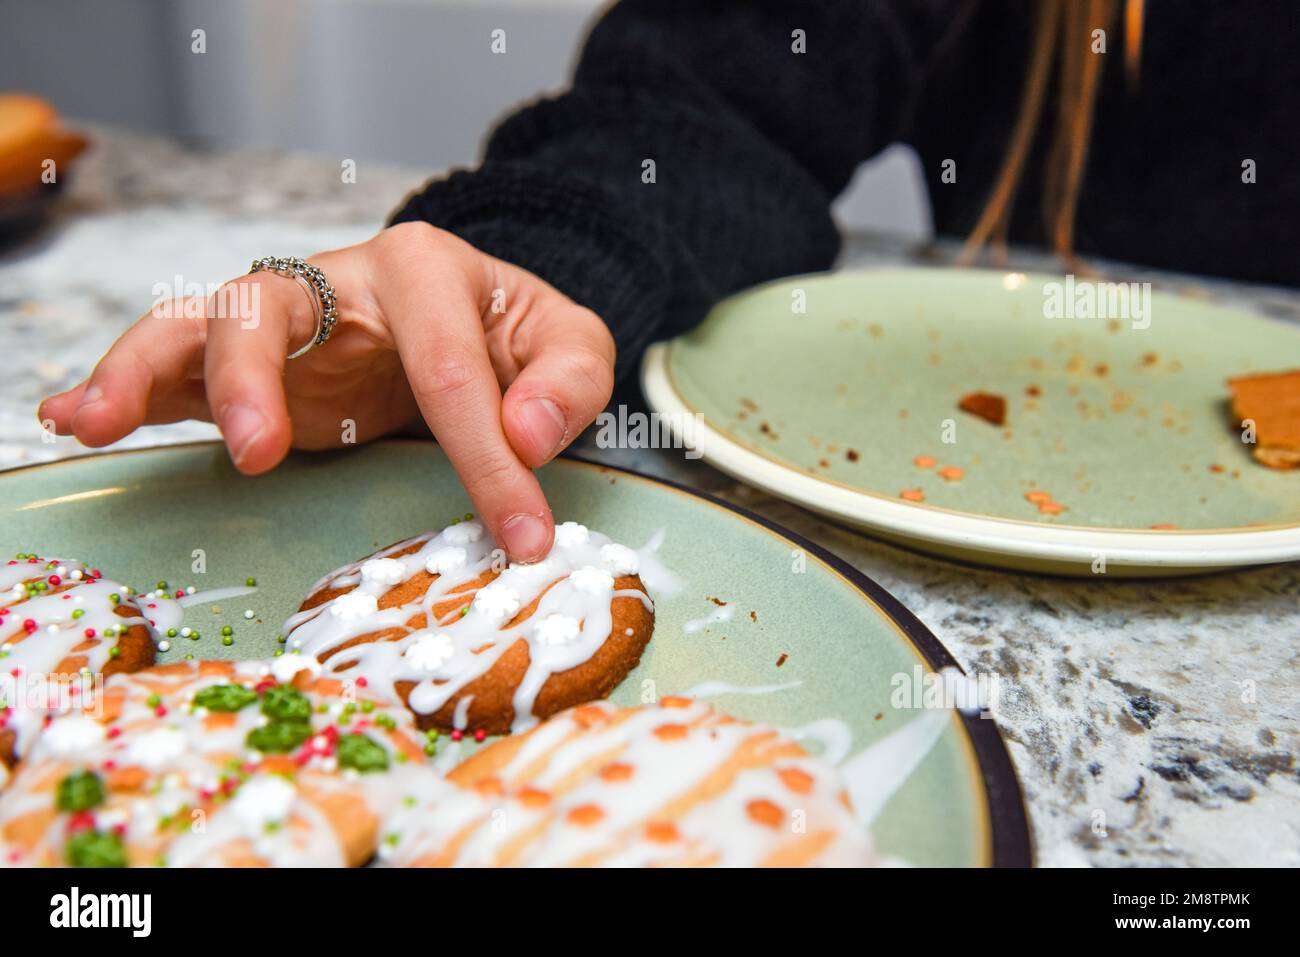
37, 222, 616, 562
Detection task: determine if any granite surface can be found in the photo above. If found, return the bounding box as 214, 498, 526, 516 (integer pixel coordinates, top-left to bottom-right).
1, 127, 1297, 867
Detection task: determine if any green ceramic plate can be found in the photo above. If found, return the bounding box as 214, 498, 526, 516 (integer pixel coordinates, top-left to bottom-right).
642, 268, 1300, 575
1, 440, 1027, 867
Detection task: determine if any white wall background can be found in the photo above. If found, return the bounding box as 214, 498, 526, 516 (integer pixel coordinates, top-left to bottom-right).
2, 0, 931, 238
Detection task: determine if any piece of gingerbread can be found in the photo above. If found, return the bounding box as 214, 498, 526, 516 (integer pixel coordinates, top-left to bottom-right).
1227, 369, 1300, 469
0, 555, 156, 773
377, 697, 877, 868
0, 657, 430, 867
283, 520, 656, 737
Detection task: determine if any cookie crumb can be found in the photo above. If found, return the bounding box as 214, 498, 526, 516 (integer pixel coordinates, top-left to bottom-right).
957, 391, 1007, 426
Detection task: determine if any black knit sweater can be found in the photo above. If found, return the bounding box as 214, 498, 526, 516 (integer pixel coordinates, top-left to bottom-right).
391, 0, 1300, 383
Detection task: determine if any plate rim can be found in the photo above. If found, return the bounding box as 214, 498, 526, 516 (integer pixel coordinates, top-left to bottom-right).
643, 290, 1300, 567
1, 438, 1034, 868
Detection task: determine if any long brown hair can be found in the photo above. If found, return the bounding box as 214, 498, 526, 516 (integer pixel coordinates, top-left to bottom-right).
959, 0, 1145, 267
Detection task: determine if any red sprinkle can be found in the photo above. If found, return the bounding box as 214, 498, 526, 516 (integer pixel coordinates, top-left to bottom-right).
84, 628, 96, 639
48, 575, 61, 586
355, 677, 368, 688
23, 619, 37, 634
107, 727, 121, 739
65, 811, 96, 834
175, 590, 185, 599
154, 706, 167, 718
450, 729, 464, 742
473, 729, 486, 742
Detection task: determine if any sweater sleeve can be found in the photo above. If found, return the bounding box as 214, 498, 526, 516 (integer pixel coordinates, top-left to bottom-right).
390, 0, 964, 382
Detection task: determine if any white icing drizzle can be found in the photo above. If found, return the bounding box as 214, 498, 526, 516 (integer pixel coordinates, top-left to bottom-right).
680, 679, 803, 700
782, 718, 855, 766
682, 602, 735, 635
281, 521, 666, 733
837, 708, 951, 827
452, 694, 475, 731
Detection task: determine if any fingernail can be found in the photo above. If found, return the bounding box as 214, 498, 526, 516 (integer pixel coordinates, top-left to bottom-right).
518, 397, 567, 462
501, 513, 551, 563
219, 403, 267, 467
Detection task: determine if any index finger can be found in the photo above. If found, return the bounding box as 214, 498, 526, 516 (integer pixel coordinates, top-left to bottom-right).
381, 231, 554, 563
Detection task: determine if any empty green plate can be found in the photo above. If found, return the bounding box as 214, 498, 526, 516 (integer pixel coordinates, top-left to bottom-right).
1, 440, 1028, 866
643, 268, 1300, 575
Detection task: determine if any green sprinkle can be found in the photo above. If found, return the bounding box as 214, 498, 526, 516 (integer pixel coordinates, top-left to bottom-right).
166, 628, 177, 638
336, 733, 389, 773
276, 634, 286, 644
360, 700, 375, 714
220, 626, 232, 637
57, 770, 105, 812
109, 594, 120, 604
423, 741, 438, 757
66, 829, 126, 868
156, 581, 168, 591
192, 684, 258, 712
261, 685, 311, 722
71, 609, 84, 620
463, 512, 474, 521
246, 720, 311, 754
146, 694, 161, 708
245, 577, 257, 587
189, 631, 200, 641
108, 646, 120, 658
424, 729, 439, 741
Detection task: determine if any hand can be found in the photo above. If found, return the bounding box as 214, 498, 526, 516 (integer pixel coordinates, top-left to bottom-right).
37, 222, 616, 562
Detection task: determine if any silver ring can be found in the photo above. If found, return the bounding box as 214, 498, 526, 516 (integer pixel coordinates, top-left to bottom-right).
249, 256, 338, 359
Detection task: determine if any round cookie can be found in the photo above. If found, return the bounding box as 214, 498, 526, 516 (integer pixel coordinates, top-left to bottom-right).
0, 555, 156, 772
377, 697, 878, 867
283, 520, 656, 736
0, 657, 431, 867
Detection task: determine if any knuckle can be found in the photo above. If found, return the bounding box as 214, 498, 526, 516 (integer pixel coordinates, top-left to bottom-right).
411, 350, 481, 405
377, 221, 464, 262
561, 345, 615, 403
460, 449, 518, 493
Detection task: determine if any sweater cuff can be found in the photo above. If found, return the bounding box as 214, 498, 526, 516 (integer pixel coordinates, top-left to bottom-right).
389, 164, 669, 385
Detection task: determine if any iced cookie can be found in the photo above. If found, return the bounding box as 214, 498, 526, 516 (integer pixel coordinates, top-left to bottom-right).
378, 697, 876, 867
0, 657, 429, 867
0, 555, 156, 770
283, 520, 656, 737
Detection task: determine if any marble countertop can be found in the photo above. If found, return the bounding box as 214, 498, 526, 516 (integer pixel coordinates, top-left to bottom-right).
2, 127, 1297, 867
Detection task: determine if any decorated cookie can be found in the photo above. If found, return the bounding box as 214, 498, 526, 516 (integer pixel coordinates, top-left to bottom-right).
0, 555, 157, 771
0, 657, 430, 867
283, 520, 656, 736
377, 697, 877, 867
